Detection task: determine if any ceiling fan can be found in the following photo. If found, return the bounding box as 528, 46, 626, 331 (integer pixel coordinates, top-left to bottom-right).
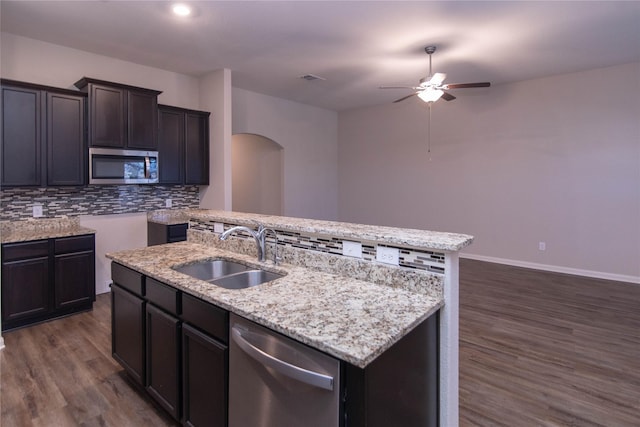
380, 46, 490, 104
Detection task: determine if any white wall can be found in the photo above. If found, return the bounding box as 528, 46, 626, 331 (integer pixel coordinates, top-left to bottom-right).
199, 69, 233, 210
0, 32, 200, 109
338, 62, 640, 281
80, 214, 147, 294
233, 88, 339, 220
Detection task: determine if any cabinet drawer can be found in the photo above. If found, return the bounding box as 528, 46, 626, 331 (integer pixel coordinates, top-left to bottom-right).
54, 234, 94, 254
112, 262, 144, 296
2, 240, 49, 262
182, 293, 228, 343
146, 278, 180, 315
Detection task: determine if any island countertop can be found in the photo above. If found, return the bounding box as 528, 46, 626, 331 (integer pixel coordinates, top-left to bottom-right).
150, 209, 473, 252
107, 241, 442, 368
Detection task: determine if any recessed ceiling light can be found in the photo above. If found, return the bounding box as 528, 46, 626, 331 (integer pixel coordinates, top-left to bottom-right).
172, 3, 191, 17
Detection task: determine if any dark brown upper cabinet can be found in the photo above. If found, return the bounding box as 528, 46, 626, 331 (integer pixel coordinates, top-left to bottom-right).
158, 105, 210, 185
75, 78, 161, 150
1, 79, 86, 187
47, 92, 86, 186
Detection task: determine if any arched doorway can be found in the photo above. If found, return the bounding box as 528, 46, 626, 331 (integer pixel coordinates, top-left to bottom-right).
231, 133, 284, 215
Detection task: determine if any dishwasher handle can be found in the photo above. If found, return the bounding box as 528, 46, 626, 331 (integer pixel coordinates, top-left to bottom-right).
231, 326, 334, 391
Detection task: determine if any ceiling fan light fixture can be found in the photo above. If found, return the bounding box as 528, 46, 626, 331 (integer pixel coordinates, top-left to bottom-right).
172, 3, 192, 17
417, 89, 443, 103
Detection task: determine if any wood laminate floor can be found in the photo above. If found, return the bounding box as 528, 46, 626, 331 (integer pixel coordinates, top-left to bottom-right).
0, 294, 178, 427
1, 260, 638, 426
459, 259, 640, 426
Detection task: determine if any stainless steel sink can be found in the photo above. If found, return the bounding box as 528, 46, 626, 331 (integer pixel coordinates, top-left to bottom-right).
173, 259, 251, 282
211, 270, 284, 290
172, 259, 284, 289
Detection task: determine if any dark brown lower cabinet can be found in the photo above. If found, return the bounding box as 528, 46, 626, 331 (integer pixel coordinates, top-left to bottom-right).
54, 251, 95, 309
111, 284, 146, 386
146, 303, 181, 420
182, 323, 228, 427
111, 262, 228, 425
1, 235, 95, 331
1, 255, 50, 322
343, 313, 439, 427
147, 221, 188, 246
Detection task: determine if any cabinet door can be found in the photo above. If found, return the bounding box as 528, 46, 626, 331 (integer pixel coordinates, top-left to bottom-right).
128, 90, 158, 150
184, 112, 209, 185
182, 323, 228, 427
158, 107, 184, 184
89, 84, 125, 147
54, 250, 94, 309
1, 85, 42, 186
167, 223, 188, 243
111, 284, 145, 385
1, 256, 50, 324
47, 92, 86, 186
146, 304, 181, 420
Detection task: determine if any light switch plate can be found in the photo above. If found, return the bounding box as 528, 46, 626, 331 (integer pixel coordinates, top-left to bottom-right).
343, 241, 363, 258
214, 222, 224, 233
377, 246, 399, 266
165, 199, 173, 208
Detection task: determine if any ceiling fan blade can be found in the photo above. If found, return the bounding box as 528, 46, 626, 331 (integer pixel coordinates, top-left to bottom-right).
441, 91, 456, 101
393, 93, 418, 103
429, 72, 446, 86
379, 85, 419, 89
444, 82, 491, 89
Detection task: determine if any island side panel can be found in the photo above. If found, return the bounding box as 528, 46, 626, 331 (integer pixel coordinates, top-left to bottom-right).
441, 252, 460, 427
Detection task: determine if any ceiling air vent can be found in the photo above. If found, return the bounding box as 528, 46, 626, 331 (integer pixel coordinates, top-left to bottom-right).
299, 74, 326, 81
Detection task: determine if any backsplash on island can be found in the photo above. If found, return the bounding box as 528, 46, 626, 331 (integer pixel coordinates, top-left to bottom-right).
0, 185, 200, 220
188, 218, 445, 295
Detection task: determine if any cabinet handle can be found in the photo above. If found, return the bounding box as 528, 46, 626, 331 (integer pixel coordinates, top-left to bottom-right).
231, 326, 334, 391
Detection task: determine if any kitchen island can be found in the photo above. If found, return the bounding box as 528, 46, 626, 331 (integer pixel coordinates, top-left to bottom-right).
108, 210, 473, 426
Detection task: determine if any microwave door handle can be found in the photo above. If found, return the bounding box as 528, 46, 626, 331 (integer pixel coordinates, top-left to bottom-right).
144, 156, 151, 179
231, 326, 334, 391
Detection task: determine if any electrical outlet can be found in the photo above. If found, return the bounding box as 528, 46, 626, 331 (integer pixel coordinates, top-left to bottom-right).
539, 242, 546, 251
165, 199, 173, 208
377, 246, 399, 266
343, 241, 363, 258
214, 222, 224, 233
32, 204, 43, 218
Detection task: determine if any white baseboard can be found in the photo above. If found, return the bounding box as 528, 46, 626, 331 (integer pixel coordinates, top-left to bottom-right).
460, 253, 640, 285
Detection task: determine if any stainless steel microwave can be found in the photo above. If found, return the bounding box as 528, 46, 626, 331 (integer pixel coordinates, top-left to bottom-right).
89, 147, 159, 184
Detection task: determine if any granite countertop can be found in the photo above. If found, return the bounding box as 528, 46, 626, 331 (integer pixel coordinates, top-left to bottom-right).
107, 241, 443, 368
147, 209, 191, 225
188, 209, 474, 252
1, 217, 96, 244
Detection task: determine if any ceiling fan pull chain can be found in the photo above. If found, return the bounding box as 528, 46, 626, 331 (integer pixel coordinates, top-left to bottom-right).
427, 102, 432, 161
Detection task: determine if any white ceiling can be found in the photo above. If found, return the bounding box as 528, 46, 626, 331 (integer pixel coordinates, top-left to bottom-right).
2, 1, 639, 111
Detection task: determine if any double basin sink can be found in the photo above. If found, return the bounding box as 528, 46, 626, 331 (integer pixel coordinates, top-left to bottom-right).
173, 259, 284, 290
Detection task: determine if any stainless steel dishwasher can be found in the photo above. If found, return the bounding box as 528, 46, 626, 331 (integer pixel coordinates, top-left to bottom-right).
229, 313, 341, 427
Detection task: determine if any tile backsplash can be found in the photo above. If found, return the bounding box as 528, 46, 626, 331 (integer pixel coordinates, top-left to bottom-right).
0, 185, 199, 220
190, 218, 446, 275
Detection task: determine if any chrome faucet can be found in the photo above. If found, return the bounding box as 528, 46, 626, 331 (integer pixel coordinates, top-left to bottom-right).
219, 224, 280, 264
259, 227, 280, 265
